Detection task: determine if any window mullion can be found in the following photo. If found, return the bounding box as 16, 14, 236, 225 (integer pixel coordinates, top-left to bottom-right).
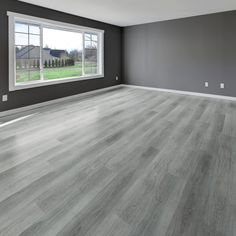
28, 24, 30, 81
40, 24, 44, 80
97, 34, 100, 75
82, 32, 85, 76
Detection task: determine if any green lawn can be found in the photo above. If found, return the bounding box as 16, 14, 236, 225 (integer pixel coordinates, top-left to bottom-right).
16, 63, 98, 83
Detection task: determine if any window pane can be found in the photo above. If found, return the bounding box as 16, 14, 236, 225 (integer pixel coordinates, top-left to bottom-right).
84, 49, 98, 75
15, 33, 28, 45
16, 46, 28, 60
92, 34, 98, 41
16, 69, 40, 82
85, 33, 98, 42
84, 62, 97, 74
16, 70, 29, 83
16, 59, 40, 70
16, 58, 41, 82
43, 67, 82, 80
85, 41, 91, 48
15, 22, 41, 84
91, 41, 97, 48
85, 34, 91, 40
84, 33, 99, 75
16, 45, 40, 62
29, 35, 40, 46
29, 46, 40, 59
29, 25, 40, 35
15, 22, 28, 33
16, 59, 28, 70
29, 69, 41, 81
85, 41, 97, 49
42, 27, 83, 80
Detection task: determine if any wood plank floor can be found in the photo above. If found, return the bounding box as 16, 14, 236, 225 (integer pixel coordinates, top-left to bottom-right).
0, 87, 236, 236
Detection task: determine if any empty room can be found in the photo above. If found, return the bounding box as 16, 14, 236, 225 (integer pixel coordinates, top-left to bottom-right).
0, 0, 236, 235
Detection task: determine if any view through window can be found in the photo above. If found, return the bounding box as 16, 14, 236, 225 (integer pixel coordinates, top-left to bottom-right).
42, 27, 83, 81
10, 13, 104, 89
15, 22, 41, 82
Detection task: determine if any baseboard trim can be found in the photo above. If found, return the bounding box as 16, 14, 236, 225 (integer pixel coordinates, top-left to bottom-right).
0, 85, 122, 118
122, 84, 236, 101
2, 84, 235, 118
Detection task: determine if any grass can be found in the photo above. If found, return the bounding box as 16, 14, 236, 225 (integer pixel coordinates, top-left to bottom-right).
16, 63, 98, 83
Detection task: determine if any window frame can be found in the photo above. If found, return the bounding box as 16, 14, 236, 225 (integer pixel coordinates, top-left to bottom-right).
8, 12, 104, 91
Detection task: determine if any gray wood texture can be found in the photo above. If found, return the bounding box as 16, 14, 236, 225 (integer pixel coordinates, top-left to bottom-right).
0, 87, 236, 236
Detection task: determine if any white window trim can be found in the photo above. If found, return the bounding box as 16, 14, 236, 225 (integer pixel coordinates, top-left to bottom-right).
8, 11, 105, 91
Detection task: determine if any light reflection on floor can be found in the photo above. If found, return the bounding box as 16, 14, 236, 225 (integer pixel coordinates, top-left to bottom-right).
0, 114, 37, 128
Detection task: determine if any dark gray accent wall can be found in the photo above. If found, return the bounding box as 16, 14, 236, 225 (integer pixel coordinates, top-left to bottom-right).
123, 11, 236, 97
0, 0, 122, 112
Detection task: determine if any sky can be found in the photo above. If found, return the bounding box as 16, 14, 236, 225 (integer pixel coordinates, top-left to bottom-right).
43, 28, 83, 51
15, 22, 83, 52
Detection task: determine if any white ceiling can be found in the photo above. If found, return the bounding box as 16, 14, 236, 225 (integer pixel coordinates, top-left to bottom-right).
19, 0, 236, 27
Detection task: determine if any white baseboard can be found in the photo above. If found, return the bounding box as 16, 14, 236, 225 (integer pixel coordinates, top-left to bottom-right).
1, 84, 235, 118
122, 84, 236, 101
0, 85, 122, 118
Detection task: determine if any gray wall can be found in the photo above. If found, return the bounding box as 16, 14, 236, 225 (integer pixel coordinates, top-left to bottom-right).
123, 11, 236, 97
0, 0, 122, 112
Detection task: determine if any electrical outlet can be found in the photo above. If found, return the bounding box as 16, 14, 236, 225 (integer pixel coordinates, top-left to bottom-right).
220, 83, 224, 89
205, 82, 209, 88
2, 95, 8, 102
116, 76, 119, 81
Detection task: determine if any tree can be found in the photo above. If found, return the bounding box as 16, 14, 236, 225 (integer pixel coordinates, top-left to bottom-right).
15, 46, 20, 54
44, 60, 48, 68
65, 59, 75, 66
52, 60, 55, 67
55, 59, 58, 67
37, 59, 40, 68
48, 60, 51, 67
61, 59, 65, 67
69, 49, 81, 61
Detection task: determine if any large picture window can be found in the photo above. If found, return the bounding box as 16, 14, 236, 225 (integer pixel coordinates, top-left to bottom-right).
8, 12, 104, 91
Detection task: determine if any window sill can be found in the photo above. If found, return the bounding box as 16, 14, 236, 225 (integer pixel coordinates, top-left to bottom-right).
9, 74, 104, 91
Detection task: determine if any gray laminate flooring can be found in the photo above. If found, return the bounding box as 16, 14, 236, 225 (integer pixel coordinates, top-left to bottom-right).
0, 87, 236, 236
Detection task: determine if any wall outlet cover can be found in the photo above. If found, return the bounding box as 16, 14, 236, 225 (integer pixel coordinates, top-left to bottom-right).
220, 83, 225, 89
205, 82, 209, 87
2, 95, 8, 102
